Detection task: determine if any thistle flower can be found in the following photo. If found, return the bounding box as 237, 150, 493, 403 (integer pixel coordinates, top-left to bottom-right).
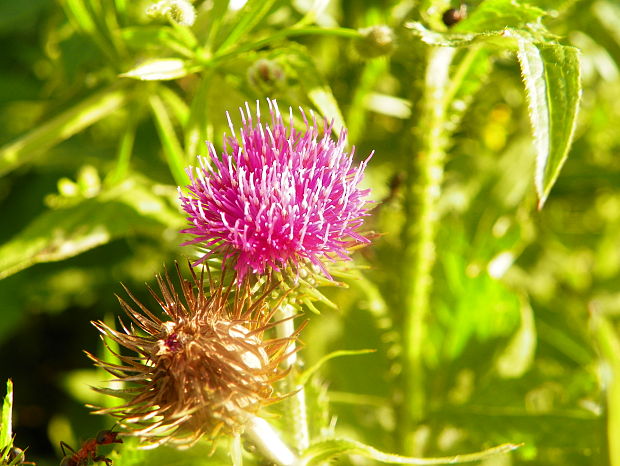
88, 264, 299, 448
179, 100, 372, 283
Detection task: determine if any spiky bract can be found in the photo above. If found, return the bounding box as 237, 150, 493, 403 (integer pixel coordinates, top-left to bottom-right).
89, 264, 298, 448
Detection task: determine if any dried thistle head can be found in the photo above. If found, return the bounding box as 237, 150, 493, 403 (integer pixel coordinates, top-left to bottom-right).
88, 263, 300, 449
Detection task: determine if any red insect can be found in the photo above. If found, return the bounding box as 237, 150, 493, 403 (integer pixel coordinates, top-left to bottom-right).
59, 429, 122, 466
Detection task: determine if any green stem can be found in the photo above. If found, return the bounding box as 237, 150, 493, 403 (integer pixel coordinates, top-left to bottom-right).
244, 415, 298, 466
401, 46, 456, 453
592, 310, 620, 466
276, 303, 310, 453
203, 27, 361, 66
149, 92, 189, 186
346, 57, 389, 143
105, 114, 137, 186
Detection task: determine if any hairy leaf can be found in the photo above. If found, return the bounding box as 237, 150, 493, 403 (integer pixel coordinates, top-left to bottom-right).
453, 0, 545, 34
301, 438, 521, 465
517, 41, 581, 207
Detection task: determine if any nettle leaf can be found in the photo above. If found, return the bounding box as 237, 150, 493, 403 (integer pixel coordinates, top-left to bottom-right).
517, 40, 581, 207
0, 177, 183, 280
301, 438, 521, 465
407, 0, 548, 49
405, 20, 580, 208
452, 0, 546, 34
406, 21, 482, 48
406, 22, 523, 49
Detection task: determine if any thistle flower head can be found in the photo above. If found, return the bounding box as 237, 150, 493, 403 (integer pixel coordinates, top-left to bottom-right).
88, 264, 297, 448
179, 100, 372, 282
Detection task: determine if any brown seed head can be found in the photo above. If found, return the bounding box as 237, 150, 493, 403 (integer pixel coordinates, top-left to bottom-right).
88, 263, 300, 448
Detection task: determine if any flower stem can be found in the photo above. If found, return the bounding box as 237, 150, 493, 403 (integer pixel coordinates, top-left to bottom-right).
276, 303, 310, 452
244, 415, 299, 466
401, 46, 456, 453
204, 27, 361, 66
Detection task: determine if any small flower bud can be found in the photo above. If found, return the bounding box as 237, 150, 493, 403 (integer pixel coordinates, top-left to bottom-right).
356, 25, 396, 58
147, 0, 196, 27
247, 58, 286, 95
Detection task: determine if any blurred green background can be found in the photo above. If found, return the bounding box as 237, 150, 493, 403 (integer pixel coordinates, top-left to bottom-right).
0, 0, 618, 464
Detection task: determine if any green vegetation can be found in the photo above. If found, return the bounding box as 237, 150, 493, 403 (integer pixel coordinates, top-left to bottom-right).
0, 0, 616, 464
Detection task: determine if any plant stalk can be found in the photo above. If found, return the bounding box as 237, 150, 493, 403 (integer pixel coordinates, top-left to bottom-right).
401, 46, 456, 453
244, 415, 299, 466
276, 303, 310, 453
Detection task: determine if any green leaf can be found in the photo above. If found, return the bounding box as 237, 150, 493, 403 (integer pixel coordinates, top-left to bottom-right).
298, 349, 376, 387
308, 86, 346, 137
444, 45, 492, 127
203, 0, 230, 52
286, 46, 346, 134
0, 85, 129, 176
516, 40, 581, 207
149, 93, 190, 185
216, 0, 279, 53
0, 177, 184, 280
452, 0, 545, 34
121, 58, 196, 81
62, 0, 120, 62
407, 21, 481, 47
0, 380, 13, 449
106, 116, 138, 185
496, 300, 537, 378
158, 85, 190, 127
184, 72, 212, 161
301, 438, 521, 465
63, 0, 97, 36
121, 26, 196, 57
405, 21, 524, 49
347, 58, 389, 142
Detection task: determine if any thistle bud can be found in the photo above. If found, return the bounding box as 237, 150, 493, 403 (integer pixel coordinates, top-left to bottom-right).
356, 25, 396, 58
88, 264, 299, 448
247, 58, 286, 95
146, 0, 196, 27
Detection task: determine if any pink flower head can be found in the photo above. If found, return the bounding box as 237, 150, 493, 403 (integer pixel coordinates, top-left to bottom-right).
179, 100, 372, 282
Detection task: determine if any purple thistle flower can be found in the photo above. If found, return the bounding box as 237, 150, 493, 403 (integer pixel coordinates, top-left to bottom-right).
179, 100, 372, 282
